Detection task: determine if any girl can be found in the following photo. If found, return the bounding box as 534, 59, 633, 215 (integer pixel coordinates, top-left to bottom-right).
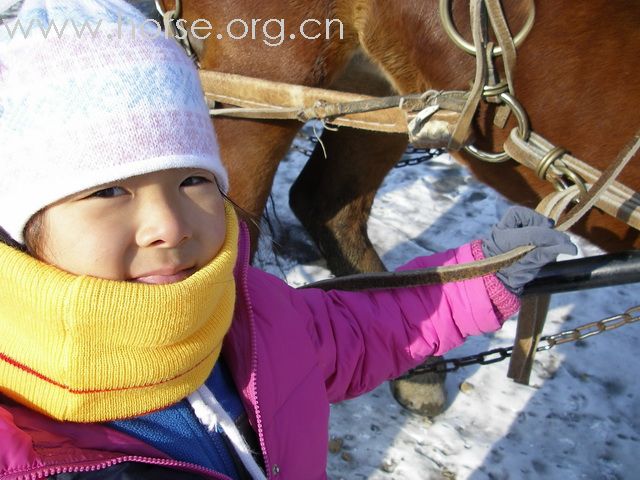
0, 1, 576, 479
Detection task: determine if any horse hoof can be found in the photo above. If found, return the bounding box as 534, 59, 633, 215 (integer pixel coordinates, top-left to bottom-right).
389, 356, 447, 418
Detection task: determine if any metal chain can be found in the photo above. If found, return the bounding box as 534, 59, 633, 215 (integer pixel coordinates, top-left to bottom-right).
289, 131, 318, 157
291, 131, 444, 167
539, 305, 640, 349
403, 305, 640, 375
395, 147, 445, 168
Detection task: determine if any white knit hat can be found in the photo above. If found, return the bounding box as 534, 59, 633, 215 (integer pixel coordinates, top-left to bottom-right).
0, 0, 228, 243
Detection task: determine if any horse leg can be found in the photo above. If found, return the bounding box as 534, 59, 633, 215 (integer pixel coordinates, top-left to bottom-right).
290, 125, 449, 416
290, 127, 405, 275
213, 117, 301, 252
290, 51, 448, 416
289, 50, 405, 275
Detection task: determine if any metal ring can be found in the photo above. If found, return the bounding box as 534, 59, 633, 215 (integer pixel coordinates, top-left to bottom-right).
482, 81, 509, 98
464, 92, 530, 163
439, 0, 535, 57
535, 147, 588, 196
552, 164, 589, 197
536, 146, 567, 180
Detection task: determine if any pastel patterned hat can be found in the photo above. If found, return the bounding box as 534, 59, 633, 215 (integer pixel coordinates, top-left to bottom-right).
0, 0, 228, 242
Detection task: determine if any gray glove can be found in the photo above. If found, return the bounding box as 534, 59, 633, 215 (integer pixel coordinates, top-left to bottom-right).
482, 206, 578, 295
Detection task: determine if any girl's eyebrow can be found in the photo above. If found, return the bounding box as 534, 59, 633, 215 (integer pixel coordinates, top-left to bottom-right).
184, 169, 216, 178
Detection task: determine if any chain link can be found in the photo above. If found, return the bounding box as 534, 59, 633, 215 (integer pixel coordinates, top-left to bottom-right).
395, 147, 445, 168
538, 305, 640, 350
405, 305, 640, 375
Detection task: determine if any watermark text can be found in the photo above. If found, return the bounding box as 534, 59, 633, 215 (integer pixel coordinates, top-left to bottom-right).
2, 15, 344, 47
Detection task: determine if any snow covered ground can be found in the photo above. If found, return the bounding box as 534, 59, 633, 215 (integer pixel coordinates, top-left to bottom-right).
254, 130, 639, 480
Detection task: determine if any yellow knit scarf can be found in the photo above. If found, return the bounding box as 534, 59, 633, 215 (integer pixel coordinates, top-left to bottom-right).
0, 203, 238, 423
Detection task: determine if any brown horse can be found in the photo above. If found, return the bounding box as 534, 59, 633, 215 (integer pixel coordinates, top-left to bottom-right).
173, 0, 640, 278
177, 0, 639, 417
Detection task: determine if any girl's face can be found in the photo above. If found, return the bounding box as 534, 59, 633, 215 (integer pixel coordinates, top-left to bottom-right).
38, 168, 227, 283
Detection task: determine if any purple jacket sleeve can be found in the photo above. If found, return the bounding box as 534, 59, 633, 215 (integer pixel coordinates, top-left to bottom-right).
290, 242, 519, 403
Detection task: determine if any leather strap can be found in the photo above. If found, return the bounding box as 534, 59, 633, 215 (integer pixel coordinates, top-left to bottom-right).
484, 0, 517, 95
505, 130, 640, 230
449, 0, 487, 151
199, 70, 466, 134
303, 130, 640, 291
506, 131, 639, 386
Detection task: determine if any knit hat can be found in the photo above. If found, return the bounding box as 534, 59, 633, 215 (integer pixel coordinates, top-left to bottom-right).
0, 0, 228, 243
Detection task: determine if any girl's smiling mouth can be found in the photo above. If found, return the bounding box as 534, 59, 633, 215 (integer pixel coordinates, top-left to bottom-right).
131, 266, 197, 284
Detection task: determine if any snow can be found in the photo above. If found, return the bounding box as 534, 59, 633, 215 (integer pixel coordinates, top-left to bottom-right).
254, 128, 640, 480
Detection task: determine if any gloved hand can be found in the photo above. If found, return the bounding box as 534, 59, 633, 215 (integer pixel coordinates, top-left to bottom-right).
482, 206, 578, 295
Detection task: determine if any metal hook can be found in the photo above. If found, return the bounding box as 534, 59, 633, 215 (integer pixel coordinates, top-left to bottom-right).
464, 92, 530, 162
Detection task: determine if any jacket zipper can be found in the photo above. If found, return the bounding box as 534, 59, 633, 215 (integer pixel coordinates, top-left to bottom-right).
17, 455, 231, 480
237, 222, 272, 478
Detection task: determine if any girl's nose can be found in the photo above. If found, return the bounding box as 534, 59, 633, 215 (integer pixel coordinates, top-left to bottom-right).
135, 194, 192, 248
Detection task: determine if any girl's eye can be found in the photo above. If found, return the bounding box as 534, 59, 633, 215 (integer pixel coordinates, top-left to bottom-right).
87, 186, 127, 199
181, 175, 212, 187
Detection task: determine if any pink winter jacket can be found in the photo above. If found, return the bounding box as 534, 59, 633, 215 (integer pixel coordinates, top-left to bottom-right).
0, 225, 519, 480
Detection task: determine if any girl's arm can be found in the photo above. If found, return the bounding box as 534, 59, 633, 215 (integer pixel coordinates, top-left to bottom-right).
301, 241, 517, 403
242, 207, 574, 404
